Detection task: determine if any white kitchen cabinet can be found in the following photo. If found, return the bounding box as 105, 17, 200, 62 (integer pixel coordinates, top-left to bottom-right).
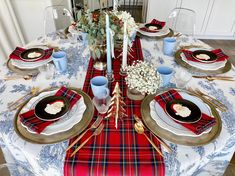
146, 0, 179, 22
203, 0, 235, 38
146, 0, 235, 39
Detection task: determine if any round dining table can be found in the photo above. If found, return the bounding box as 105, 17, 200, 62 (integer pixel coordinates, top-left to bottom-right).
0, 32, 235, 176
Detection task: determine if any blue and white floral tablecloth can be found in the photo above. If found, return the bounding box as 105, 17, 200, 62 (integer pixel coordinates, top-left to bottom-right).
0, 34, 235, 176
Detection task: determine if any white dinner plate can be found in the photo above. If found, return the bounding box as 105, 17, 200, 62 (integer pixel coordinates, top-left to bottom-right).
150, 91, 213, 137
11, 57, 52, 69
181, 48, 227, 70
138, 24, 170, 37
20, 89, 86, 135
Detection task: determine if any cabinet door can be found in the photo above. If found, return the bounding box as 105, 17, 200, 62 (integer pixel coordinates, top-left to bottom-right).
204, 0, 235, 37
146, 0, 179, 22
181, 0, 211, 35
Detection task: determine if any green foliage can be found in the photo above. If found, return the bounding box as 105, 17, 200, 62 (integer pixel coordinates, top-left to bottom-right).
76, 9, 124, 59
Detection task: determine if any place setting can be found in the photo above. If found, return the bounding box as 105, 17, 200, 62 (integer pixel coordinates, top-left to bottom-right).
174, 45, 232, 74
7, 46, 53, 76
6, 43, 72, 82
137, 19, 174, 39
124, 62, 226, 147
14, 86, 94, 144
141, 87, 222, 146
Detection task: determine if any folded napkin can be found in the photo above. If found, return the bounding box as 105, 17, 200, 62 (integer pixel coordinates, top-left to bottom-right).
154, 89, 216, 135
140, 19, 166, 33
19, 87, 81, 134
182, 49, 229, 63
9, 47, 53, 62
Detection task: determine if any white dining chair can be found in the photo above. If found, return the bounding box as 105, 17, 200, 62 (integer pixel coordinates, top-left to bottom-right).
167, 7, 196, 37
43, 5, 74, 36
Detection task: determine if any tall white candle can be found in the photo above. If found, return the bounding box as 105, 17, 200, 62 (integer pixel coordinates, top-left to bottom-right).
122, 21, 128, 69
106, 14, 112, 74
110, 30, 115, 58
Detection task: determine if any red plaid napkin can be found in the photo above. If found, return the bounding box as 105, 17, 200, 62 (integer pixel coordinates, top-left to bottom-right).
9, 47, 53, 62
140, 19, 166, 33
154, 89, 216, 135
182, 49, 229, 63
19, 87, 81, 134
64, 38, 165, 176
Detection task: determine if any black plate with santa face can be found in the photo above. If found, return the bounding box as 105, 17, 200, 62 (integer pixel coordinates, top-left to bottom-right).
165, 99, 201, 123
144, 23, 162, 32
35, 96, 70, 121
192, 50, 218, 63
20, 48, 45, 62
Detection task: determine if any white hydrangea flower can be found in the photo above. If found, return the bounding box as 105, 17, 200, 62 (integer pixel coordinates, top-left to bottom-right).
115, 11, 138, 38
125, 61, 161, 95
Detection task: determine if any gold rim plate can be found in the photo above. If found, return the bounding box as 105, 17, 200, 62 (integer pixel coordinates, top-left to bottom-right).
141, 88, 222, 146
137, 28, 174, 39
14, 87, 94, 144
7, 59, 40, 76
174, 46, 232, 74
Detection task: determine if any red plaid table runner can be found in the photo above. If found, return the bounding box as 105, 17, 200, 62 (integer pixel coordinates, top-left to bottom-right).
9, 47, 53, 62
154, 89, 216, 135
140, 19, 166, 33
182, 49, 229, 63
64, 38, 165, 176
19, 87, 81, 134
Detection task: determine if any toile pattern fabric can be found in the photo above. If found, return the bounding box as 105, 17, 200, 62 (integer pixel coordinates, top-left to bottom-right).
0, 33, 235, 176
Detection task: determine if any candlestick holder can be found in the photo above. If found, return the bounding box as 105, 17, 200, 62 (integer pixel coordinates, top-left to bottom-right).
93, 61, 107, 71
119, 67, 127, 76
106, 71, 115, 82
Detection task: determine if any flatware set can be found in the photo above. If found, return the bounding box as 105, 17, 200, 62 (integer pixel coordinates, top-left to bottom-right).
7, 87, 39, 111
134, 115, 172, 154
134, 122, 163, 156
66, 116, 103, 152
188, 88, 227, 112
70, 123, 104, 157
193, 75, 234, 81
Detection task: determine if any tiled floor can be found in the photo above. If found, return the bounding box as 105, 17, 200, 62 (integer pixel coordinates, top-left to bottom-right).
0, 40, 235, 175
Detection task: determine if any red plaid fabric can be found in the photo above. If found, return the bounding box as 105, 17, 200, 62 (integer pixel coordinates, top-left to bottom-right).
64, 38, 165, 176
19, 87, 81, 134
154, 89, 216, 135
55, 86, 81, 108
182, 49, 229, 63
9, 47, 53, 62
140, 19, 166, 33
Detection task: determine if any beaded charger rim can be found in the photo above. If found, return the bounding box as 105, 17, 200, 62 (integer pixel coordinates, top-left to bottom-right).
141, 88, 222, 146
14, 87, 94, 144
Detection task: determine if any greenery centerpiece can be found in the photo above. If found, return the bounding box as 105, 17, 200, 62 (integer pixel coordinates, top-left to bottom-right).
75, 9, 138, 61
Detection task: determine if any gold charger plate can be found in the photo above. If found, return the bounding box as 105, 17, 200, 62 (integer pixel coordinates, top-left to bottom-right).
141, 88, 222, 146
137, 28, 174, 39
7, 59, 40, 76
14, 87, 94, 144
174, 46, 232, 74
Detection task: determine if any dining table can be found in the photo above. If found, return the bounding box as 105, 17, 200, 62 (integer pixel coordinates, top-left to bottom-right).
0, 31, 235, 176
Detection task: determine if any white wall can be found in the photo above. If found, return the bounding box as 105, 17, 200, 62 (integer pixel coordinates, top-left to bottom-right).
10, 0, 71, 43
146, 0, 235, 39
